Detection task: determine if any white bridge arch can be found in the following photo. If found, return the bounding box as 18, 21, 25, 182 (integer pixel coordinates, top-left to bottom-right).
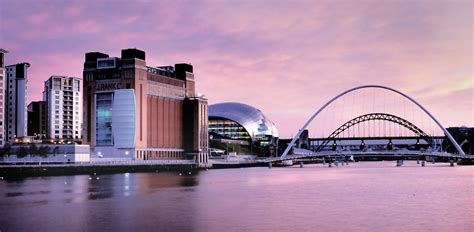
281, 85, 466, 157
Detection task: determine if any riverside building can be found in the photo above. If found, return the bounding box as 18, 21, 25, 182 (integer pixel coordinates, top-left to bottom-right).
5, 62, 30, 144
208, 102, 279, 157
43, 76, 82, 141
82, 48, 208, 164
0, 49, 7, 146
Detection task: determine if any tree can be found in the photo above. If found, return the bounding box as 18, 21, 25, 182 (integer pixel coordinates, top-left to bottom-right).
52, 146, 59, 156
29, 143, 38, 157
2, 143, 12, 157
38, 146, 50, 158
16, 146, 29, 158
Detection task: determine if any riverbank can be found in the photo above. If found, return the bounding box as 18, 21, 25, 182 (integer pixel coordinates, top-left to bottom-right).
2, 156, 473, 178
0, 160, 199, 178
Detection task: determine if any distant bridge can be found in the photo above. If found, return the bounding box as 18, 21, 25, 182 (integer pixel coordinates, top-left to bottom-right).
281, 85, 467, 157
312, 112, 434, 152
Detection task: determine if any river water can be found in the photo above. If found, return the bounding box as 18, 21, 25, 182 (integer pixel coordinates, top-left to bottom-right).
1, 161, 473, 232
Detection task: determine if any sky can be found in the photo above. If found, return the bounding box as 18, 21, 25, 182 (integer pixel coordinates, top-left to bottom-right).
1, 0, 472, 138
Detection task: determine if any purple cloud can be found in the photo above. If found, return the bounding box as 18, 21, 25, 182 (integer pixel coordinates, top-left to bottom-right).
1, 0, 472, 138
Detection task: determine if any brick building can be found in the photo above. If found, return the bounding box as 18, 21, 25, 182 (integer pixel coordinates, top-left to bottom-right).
83, 48, 208, 164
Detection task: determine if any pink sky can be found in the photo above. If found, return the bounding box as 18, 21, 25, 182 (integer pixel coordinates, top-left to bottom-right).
1, 0, 472, 138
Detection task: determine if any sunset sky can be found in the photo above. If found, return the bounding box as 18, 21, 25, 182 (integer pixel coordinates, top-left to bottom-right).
1, 0, 472, 138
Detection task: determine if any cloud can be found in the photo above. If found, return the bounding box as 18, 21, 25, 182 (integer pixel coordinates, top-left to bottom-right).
1, 0, 472, 138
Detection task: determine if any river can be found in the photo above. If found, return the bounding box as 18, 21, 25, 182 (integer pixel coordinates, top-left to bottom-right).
1, 161, 473, 232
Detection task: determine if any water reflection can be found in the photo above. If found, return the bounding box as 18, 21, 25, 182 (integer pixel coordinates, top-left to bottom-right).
1, 162, 472, 232
0, 172, 199, 205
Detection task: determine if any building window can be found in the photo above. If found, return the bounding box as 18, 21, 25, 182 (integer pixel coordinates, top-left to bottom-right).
95, 92, 114, 146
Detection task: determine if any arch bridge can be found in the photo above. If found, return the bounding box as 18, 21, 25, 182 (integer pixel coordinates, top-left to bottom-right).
313, 112, 433, 152
281, 85, 466, 157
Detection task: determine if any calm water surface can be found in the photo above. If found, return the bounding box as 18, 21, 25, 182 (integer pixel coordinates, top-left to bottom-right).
1, 161, 473, 232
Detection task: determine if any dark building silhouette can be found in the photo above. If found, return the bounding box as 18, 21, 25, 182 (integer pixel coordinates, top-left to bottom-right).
444, 127, 474, 154
27, 101, 48, 139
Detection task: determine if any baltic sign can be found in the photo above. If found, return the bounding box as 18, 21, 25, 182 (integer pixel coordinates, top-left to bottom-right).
96, 82, 122, 91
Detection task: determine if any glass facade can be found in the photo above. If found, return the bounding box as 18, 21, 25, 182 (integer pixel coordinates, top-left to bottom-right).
208, 102, 279, 157
208, 102, 279, 140
96, 93, 113, 145
209, 117, 251, 140
111, 89, 136, 148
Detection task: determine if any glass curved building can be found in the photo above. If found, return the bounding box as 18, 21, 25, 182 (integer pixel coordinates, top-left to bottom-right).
208, 102, 279, 156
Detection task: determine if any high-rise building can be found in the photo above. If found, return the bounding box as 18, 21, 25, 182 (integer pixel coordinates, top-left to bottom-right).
5, 62, 30, 144
43, 76, 82, 141
83, 48, 208, 163
27, 101, 48, 139
0, 49, 7, 147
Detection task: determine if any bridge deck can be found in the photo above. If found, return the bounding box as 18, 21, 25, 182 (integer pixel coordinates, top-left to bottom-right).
266, 151, 474, 163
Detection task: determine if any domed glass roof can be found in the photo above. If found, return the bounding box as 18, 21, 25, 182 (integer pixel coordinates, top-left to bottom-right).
209, 102, 279, 139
